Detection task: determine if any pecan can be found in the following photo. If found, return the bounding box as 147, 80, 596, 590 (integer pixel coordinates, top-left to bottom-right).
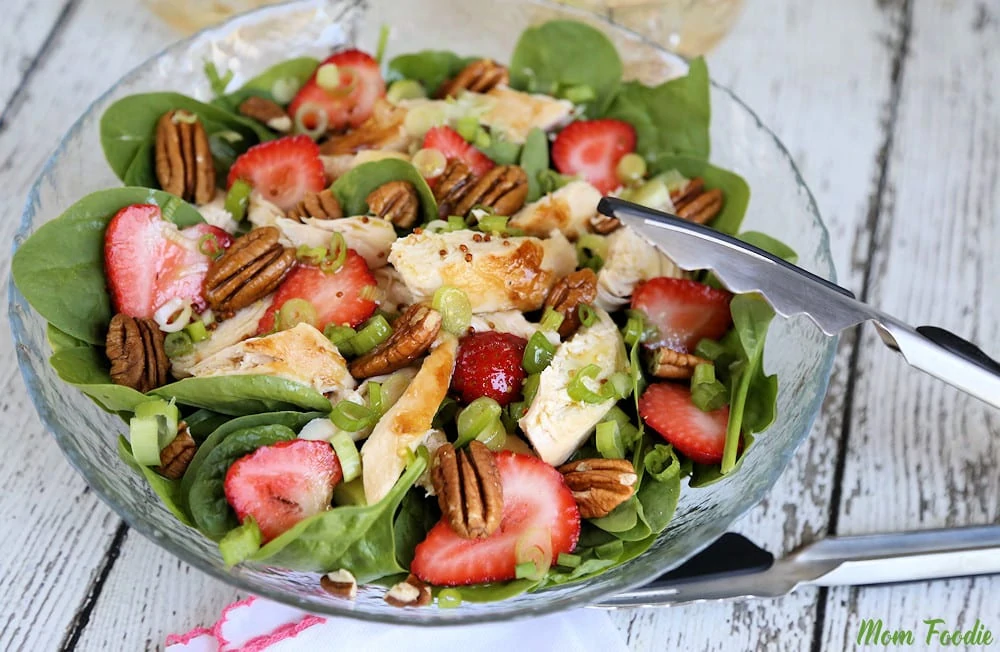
453, 165, 529, 217
348, 303, 442, 379
650, 348, 710, 379
558, 458, 638, 519
287, 189, 343, 222
156, 423, 195, 479
366, 181, 419, 228
238, 96, 292, 133
385, 574, 432, 608
670, 177, 704, 205
432, 441, 503, 539
589, 213, 621, 235
155, 111, 216, 205
433, 159, 477, 217
204, 226, 296, 314
544, 269, 598, 339
438, 59, 509, 98
106, 314, 168, 393
320, 99, 407, 155
672, 177, 723, 224
320, 569, 358, 600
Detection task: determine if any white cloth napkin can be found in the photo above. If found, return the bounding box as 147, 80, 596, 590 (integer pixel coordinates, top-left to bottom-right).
166, 595, 629, 652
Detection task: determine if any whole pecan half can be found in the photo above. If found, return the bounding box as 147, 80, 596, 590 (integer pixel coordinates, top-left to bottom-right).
287, 189, 343, 222
454, 165, 529, 217
385, 574, 432, 608
156, 423, 195, 479
204, 226, 296, 315
558, 458, 638, 519
155, 111, 216, 205
438, 59, 509, 98
432, 441, 504, 539
672, 177, 724, 224
589, 213, 621, 235
349, 303, 442, 379
544, 268, 598, 339
320, 99, 408, 155
238, 96, 292, 133
650, 347, 710, 379
434, 159, 477, 217
366, 181, 420, 228
106, 313, 168, 393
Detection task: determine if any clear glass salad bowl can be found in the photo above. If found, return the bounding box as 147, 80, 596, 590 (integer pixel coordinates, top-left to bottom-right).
9, 0, 836, 625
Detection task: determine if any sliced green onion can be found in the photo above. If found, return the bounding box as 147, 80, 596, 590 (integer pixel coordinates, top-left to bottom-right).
346, 315, 393, 355
447, 215, 467, 230
626, 177, 670, 210
277, 298, 318, 331
576, 234, 607, 272
437, 588, 463, 609
604, 406, 632, 430
330, 400, 376, 432
294, 102, 329, 140
134, 399, 180, 443
368, 381, 385, 417
271, 77, 302, 104
602, 371, 633, 401
456, 397, 502, 448
225, 179, 252, 222
197, 233, 224, 259
204, 61, 234, 97
330, 431, 362, 482
163, 331, 193, 358
411, 147, 446, 178
476, 214, 509, 234
325, 325, 358, 354
567, 364, 605, 404
522, 332, 556, 374
691, 363, 728, 412
219, 517, 261, 568
296, 244, 328, 265
403, 103, 447, 138
596, 421, 625, 459
521, 373, 541, 407
477, 421, 507, 451
129, 415, 163, 466
694, 338, 727, 361
577, 304, 597, 328
514, 528, 552, 580
539, 307, 565, 333
515, 562, 540, 580
622, 312, 647, 348
432, 286, 472, 335
375, 24, 391, 63
316, 63, 342, 91
184, 320, 208, 343
560, 84, 596, 104
456, 115, 480, 142
659, 169, 689, 194
615, 153, 648, 186
557, 552, 582, 568
387, 78, 426, 104
320, 232, 348, 274
473, 129, 491, 149
692, 362, 716, 385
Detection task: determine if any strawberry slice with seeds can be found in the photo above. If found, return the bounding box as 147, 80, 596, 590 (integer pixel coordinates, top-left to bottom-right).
224, 439, 342, 542
551, 119, 636, 194
227, 135, 326, 212
256, 249, 377, 334
631, 277, 733, 352
410, 452, 580, 586
422, 126, 495, 177
288, 49, 385, 133
639, 382, 730, 465
104, 203, 233, 318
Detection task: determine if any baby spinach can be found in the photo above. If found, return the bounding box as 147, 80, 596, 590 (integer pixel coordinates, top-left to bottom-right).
117, 435, 195, 527
100, 92, 274, 187
49, 345, 148, 413
738, 231, 798, 263
510, 20, 623, 117
654, 155, 750, 235
520, 127, 550, 202
331, 159, 438, 224
393, 489, 439, 568
604, 58, 711, 162
12, 187, 203, 345
47, 323, 89, 353
456, 579, 541, 603
387, 50, 479, 96
213, 57, 320, 111
183, 409, 232, 442
250, 454, 427, 581
151, 375, 332, 416
188, 424, 298, 539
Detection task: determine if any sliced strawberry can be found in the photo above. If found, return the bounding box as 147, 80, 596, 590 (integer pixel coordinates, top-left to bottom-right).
422, 126, 495, 177
639, 382, 730, 465
227, 136, 326, 212
411, 452, 580, 586
631, 277, 733, 352
287, 49, 385, 132
104, 204, 233, 318
224, 439, 342, 542
451, 332, 528, 406
257, 249, 377, 334
551, 119, 636, 194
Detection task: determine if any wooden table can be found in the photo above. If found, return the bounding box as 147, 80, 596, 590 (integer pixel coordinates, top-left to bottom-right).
2, 1, 997, 649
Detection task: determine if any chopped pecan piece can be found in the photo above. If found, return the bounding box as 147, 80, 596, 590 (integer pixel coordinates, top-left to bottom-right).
650, 348, 710, 379
203, 226, 296, 315
433, 159, 477, 217
438, 59, 509, 98
558, 458, 638, 519
106, 314, 169, 393
454, 165, 529, 217
320, 569, 358, 599
320, 99, 408, 155
238, 96, 292, 133
544, 269, 598, 339
385, 574, 432, 607
589, 213, 621, 235
287, 189, 343, 222
670, 177, 704, 205
156, 423, 195, 479
366, 180, 419, 228
155, 111, 216, 205
672, 177, 723, 224
432, 441, 504, 539
348, 303, 442, 379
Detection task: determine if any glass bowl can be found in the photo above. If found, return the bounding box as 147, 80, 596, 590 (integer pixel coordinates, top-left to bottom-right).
8, 0, 836, 625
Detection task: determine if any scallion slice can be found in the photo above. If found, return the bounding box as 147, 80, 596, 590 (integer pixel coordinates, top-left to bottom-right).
539, 307, 564, 333
432, 286, 472, 335
577, 304, 597, 328
296, 244, 327, 265
134, 398, 179, 441
330, 400, 376, 432
437, 588, 463, 609
129, 415, 163, 466
277, 298, 318, 331
368, 381, 384, 417
219, 517, 262, 568
595, 421, 625, 459
522, 332, 555, 374
320, 232, 347, 274
567, 364, 605, 404
556, 552, 582, 568
225, 179, 252, 222
346, 315, 393, 355
330, 431, 362, 482
184, 320, 208, 343
476, 214, 509, 234
456, 397, 502, 448
163, 331, 194, 358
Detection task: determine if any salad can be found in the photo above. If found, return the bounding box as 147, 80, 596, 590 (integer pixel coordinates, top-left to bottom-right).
12, 20, 795, 606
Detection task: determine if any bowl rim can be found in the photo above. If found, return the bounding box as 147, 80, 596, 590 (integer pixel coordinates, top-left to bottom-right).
9, 0, 837, 625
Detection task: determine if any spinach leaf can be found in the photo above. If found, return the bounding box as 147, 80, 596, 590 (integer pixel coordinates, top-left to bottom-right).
49, 345, 148, 413
393, 489, 439, 567
100, 92, 274, 186
151, 375, 332, 415
538, 524, 657, 588
117, 435, 195, 527
509, 20, 623, 117
12, 188, 203, 345
387, 50, 478, 96
738, 231, 798, 263
604, 58, 711, 162
689, 432, 755, 487
520, 127, 550, 202
47, 323, 90, 353
331, 159, 438, 224
250, 454, 427, 581
188, 424, 298, 539
651, 155, 750, 235
214, 57, 320, 111
479, 135, 522, 166
183, 409, 232, 442
635, 444, 682, 533
455, 579, 541, 603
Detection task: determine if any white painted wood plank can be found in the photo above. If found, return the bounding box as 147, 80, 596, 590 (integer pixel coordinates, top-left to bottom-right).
610, 0, 901, 646
0, 1, 175, 650
0, 0, 72, 115
823, 0, 1000, 648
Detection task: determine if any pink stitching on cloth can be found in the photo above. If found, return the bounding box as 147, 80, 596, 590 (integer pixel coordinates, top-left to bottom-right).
165, 627, 214, 647
240, 615, 326, 652
211, 596, 258, 647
